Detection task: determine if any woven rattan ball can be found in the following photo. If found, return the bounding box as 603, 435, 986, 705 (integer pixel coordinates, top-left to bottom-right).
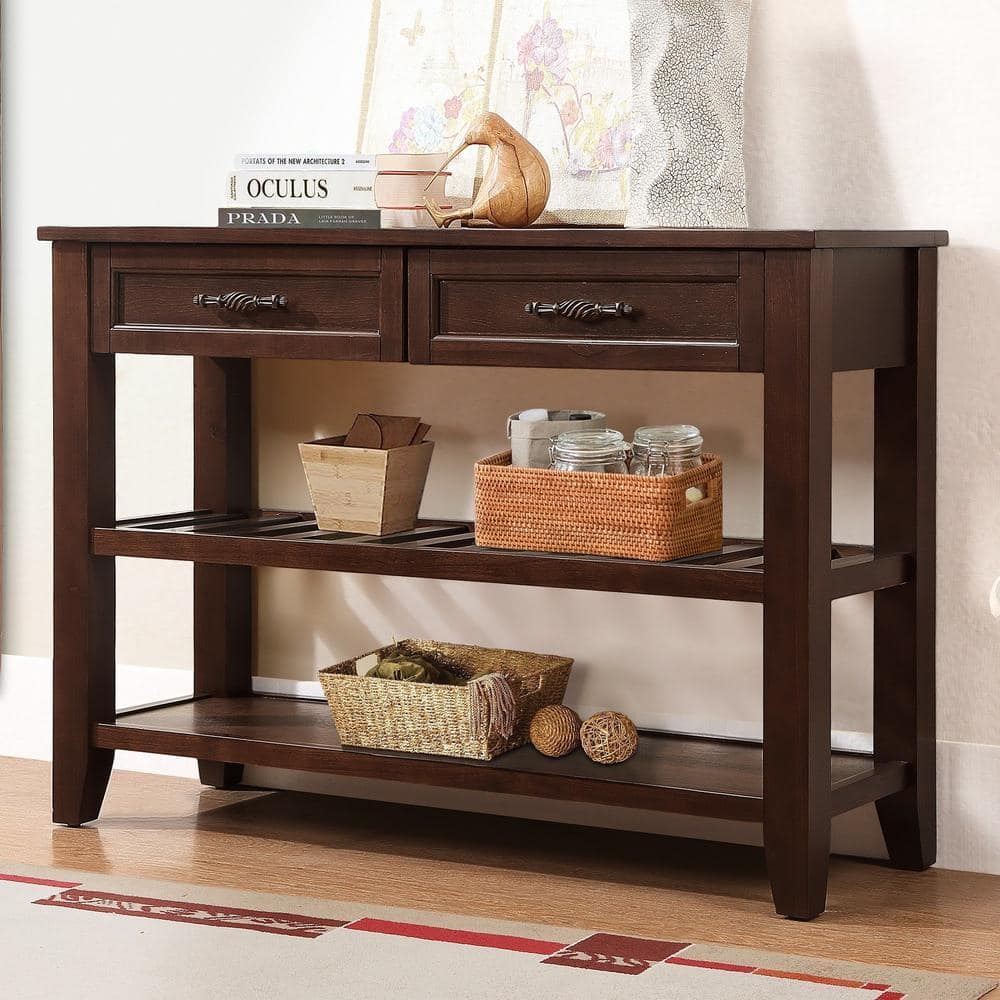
580, 711, 639, 764
529, 705, 582, 758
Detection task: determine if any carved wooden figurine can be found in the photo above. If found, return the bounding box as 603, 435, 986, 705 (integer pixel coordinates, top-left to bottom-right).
423, 112, 551, 228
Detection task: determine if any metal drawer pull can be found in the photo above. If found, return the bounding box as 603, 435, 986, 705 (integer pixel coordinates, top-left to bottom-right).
524, 299, 634, 322
193, 292, 288, 313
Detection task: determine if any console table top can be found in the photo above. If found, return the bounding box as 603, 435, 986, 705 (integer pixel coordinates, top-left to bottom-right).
38, 225, 949, 249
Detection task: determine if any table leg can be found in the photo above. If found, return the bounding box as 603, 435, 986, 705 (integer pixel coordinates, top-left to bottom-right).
52, 242, 116, 825
193, 357, 252, 788
874, 248, 937, 869
762, 249, 834, 919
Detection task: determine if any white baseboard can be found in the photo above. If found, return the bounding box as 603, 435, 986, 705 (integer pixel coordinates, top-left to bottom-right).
2, 655, 997, 874
0, 654, 198, 779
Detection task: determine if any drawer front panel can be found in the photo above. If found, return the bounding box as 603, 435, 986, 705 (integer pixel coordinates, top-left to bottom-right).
439, 279, 737, 343
101, 245, 403, 360
118, 272, 380, 332
409, 249, 762, 371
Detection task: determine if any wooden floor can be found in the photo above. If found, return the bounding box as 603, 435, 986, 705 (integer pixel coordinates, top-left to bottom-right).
2, 756, 997, 986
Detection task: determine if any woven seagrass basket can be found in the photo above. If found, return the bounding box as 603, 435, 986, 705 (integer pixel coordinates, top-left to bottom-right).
318, 639, 573, 760
474, 451, 723, 562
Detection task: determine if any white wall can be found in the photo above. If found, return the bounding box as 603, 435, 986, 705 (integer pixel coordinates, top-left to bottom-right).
2, 1, 998, 871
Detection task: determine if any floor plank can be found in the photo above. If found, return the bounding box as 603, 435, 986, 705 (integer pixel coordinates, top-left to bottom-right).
1, 756, 997, 986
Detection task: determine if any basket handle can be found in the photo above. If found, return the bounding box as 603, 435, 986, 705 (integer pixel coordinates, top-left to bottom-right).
696, 460, 722, 501
530, 665, 569, 698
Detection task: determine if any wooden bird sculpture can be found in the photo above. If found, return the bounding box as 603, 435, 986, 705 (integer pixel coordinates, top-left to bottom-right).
423, 112, 551, 228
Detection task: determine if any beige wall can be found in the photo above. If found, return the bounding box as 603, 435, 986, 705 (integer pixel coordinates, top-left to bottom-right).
2, 2, 998, 826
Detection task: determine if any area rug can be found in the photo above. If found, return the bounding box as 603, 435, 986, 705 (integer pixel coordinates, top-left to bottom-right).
0, 864, 994, 1000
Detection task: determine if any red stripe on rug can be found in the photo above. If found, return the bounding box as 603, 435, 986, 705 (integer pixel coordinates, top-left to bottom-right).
668, 956, 900, 993
666, 956, 757, 974
34, 888, 347, 939
754, 967, 873, 988
346, 917, 565, 955
0, 873, 81, 889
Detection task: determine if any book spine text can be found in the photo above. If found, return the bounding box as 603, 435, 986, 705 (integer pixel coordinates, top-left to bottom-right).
218, 208, 382, 229
226, 171, 375, 208
235, 154, 376, 170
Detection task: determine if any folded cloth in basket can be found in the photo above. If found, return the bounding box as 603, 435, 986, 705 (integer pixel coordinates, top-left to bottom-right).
365, 650, 467, 685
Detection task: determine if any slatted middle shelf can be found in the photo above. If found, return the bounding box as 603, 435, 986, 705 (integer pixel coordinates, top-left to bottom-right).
92, 510, 912, 602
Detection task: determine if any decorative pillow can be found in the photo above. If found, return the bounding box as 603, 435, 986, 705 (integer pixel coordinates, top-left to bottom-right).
626, 0, 753, 228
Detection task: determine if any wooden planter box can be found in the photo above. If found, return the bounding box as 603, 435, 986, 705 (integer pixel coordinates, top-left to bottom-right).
299, 436, 434, 535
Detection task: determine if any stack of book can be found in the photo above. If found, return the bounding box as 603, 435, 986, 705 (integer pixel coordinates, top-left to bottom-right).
220, 153, 450, 229
220, 153, 378, 229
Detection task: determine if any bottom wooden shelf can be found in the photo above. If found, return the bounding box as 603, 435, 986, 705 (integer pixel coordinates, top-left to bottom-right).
95, 696, 909, 824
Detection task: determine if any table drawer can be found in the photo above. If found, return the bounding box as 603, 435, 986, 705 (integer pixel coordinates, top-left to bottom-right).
408, 249, 763, 371
99, 245, 404, 360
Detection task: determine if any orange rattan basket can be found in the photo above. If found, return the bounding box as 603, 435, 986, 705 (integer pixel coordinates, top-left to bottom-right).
474, 451, 723, 562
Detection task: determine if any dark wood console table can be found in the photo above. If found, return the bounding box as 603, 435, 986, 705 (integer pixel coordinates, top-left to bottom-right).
41, 225, 946, 920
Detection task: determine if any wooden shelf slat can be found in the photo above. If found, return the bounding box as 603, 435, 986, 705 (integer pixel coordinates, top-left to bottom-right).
92, 512, 912, 602
94, 513, 763, 601
93, 695, 908, 823
116, 508, 213, 526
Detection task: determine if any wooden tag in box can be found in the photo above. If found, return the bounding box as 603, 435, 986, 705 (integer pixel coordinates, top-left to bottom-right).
299, 436, 434, 535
